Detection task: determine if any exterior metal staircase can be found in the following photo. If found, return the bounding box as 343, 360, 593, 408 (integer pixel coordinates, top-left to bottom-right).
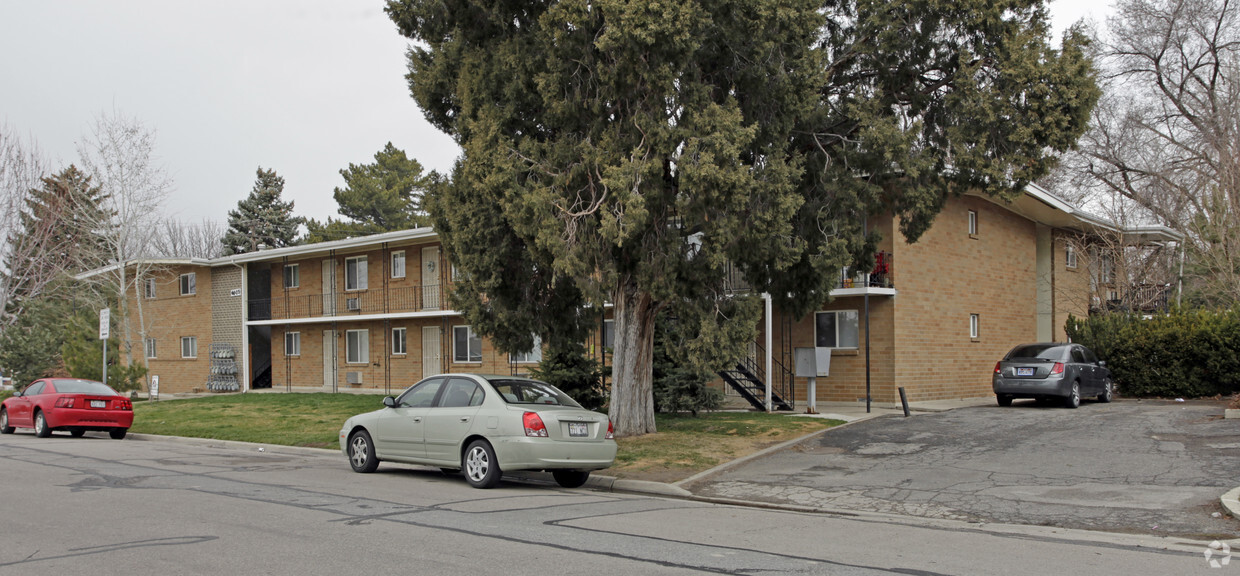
719, 341, 794, 411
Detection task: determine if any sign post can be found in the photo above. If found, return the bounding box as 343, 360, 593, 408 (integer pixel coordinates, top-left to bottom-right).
98, 308, 110, 386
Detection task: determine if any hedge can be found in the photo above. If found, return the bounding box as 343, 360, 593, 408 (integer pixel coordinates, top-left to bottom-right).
1065, 308, 1240, 398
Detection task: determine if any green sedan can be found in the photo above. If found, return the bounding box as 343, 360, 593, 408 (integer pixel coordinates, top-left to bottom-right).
340, 374, 617, 488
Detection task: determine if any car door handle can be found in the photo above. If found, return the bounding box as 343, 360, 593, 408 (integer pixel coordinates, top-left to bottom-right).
412, 417, 422, 423
459, 417, 470, 422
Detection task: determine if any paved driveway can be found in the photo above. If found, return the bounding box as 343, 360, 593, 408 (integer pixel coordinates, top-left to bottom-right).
685, 399, 1240, 538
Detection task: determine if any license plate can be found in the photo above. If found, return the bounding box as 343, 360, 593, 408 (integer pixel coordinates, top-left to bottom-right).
90, 400, 106, 408
568, 423, 588, 437
1016, 367, 1035, 376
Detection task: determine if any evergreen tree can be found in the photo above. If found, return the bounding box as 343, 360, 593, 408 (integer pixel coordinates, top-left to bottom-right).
60, 307, 146, 392
388, 0, 1099, 436
0, 297, 71, 386
222, 167, 304, 255
304, 143, 431, 242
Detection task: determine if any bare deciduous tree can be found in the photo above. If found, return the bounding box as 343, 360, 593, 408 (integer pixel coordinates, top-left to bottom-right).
1068, 0, 1240, 305
152, 219, 224, 259
0, 123, 50, 329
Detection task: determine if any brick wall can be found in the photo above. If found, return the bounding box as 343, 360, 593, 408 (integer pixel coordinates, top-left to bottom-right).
130, 265, 213, 394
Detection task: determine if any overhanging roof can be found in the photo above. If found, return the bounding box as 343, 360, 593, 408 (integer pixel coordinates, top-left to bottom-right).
972, 184, 1183, 245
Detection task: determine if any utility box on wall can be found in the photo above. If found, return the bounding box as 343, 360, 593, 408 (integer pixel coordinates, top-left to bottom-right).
794, 347, 831, 378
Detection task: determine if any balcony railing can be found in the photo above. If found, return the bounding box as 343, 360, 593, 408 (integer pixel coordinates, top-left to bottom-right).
249, 283, 449, 321
1091, 284, 1172, 314
836, 251, 894, 290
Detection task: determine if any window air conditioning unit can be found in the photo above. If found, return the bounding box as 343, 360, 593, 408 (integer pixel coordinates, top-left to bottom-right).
346, 372, 363, 384
346, 297, 361, 311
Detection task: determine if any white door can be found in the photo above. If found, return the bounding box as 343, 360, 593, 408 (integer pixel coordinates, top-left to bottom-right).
323, 330, 337, 389
422, 246, 440, 310
321, 260, 336, 316
422, 326, 441, 379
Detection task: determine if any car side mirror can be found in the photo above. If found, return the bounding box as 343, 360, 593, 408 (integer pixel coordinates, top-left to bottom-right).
1098, 360, 1107, 367
382, 396, 396, 408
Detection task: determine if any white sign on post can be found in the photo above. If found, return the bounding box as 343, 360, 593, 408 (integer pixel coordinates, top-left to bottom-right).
149, 375, 159, 401
98, 308, 110, 340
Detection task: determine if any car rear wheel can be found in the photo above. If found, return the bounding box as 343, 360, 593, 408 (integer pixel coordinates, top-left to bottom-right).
1098, 378, 1114, 403
70, 430, 85, 438
1064, 382, 1081, 409
463, 439, 501, 489
109, 428, 127, 440
996, 395, 1013, 407
552, 470, 591, 488
34, 410, 51, 437
347, 430, 379, 473
0, 409, 13, 434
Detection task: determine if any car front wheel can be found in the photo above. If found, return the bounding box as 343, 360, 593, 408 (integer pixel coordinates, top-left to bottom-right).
1099, 378, 1114, 403
552, 470, 591, 488
463, 440, 501, 489
0, 408, 13, 434
348, 430, 379, 473
34, 410, 51, 437
1064, 382, 1081, 409
110, 428, 127, 440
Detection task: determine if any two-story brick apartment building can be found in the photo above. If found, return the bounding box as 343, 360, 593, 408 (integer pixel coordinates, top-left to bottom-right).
94, 185, 1178, 407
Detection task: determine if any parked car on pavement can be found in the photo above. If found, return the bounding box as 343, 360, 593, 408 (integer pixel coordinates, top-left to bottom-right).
993, 343, 1114, 408
0, 378, 134, 438
340, 374, 617, 489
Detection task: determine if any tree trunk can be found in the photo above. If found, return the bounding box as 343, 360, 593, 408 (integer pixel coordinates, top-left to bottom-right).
608, 275, 657, 437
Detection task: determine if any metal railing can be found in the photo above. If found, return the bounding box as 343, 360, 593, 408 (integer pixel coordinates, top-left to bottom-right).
248, 283, 450, 321
837, 251, 894, 289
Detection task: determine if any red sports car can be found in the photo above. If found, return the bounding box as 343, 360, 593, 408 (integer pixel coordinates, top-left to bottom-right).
1, 378, 133, 439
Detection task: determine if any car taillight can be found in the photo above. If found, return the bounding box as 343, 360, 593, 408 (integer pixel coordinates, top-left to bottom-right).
605, 420, 614, 440
119, 399, 132, 411
523, 412, 548, 437
1051, 362, 1065, 375
994, 362, 1002, 374
55, 397, 75, 408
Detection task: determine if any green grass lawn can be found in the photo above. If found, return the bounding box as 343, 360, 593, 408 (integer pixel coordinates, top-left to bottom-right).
130, 393, 843, 481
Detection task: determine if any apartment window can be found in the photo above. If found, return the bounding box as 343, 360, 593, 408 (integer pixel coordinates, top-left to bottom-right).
968, 210, 978, 236
179, 273, 196, 296
815, 310, 860, 348
181, 336, 197, 359
144, 338, 157, 359
345, 256, 368, 291
451, 264, 463, 282
603, 319, 615, 350
970, 314, 980, 339
1065, 243, 1077, 269
346, 329, 369, 364
392, 327, 407, 355
283, 264, 300, 288
144, 278, 156, 299
391, 251, 406, 279
511, 335, 542, 364
1100, 255, 1114, 284
285, 332, 301, 356
453, 325, 482, 363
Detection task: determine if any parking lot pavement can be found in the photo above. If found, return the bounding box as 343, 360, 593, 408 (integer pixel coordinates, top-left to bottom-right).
683, 398, 1240, 538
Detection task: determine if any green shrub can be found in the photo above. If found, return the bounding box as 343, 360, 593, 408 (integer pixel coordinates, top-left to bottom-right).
529, 340, 606, 411
1066, 308, 1240, 397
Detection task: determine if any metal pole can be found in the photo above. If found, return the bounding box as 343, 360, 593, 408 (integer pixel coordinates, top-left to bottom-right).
764, 292, 773, 413
102, 339, 108, 386
865, 291, 871, 413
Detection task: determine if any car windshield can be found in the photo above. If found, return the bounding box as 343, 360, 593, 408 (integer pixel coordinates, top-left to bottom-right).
51, 379, 119, 395
490, 379, 581, 408
1005, 344, 1069, 361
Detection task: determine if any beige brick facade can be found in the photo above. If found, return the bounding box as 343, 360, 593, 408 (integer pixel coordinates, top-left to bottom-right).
128, 265, 214, 394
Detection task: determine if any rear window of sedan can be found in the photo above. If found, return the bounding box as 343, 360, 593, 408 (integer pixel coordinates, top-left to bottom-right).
1005, 344, 1069, 361
50, 379, 119, 395
490, 380, 581, 407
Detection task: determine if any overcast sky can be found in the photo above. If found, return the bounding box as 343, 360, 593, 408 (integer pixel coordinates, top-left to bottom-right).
0, 0, 1113, 226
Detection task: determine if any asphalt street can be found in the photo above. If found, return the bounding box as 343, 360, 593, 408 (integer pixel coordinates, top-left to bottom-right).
687, 399, 1240, 539
0, 430, 1217, 575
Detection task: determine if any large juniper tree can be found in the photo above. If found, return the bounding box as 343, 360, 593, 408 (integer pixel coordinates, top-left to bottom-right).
388, 0, 1099, 436
304, 142, 431, 242
222, 167, 304, 255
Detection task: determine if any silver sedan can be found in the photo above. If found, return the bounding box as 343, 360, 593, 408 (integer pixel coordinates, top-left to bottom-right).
993, 343, 1114, 408
340, 374, 617, 488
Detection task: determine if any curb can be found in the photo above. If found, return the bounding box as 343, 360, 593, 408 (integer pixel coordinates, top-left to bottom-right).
1223, 486, 1240, 520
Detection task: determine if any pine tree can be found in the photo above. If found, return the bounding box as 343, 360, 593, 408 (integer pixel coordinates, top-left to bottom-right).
222, 167, 304, 255
304, 143, 431, 242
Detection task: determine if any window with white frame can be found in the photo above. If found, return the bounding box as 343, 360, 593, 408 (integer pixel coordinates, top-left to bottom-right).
346, 329, 369, 364
1066, 243, 1077, 269
181, 336, 197, 358
144, 278, 156, 299
453, 325, 482, 363
511, 335, 542, 364
285, 332, 301, 356
391, 251, 406, 279
968, 210, 978, 236
144, 338, 157, 359
345, 256, 368, 291
283, 264, 300, 288
603, 319, 615, 350
970, 314, 980, 339
392, 327, 407, 355
815, 310, 860, 348
450, 264, 463, 282
180, 273, 196, 295
1100, 255, 1114, 284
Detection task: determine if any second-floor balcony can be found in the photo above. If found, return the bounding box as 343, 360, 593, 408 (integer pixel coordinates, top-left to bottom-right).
249, 283, 451, 321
